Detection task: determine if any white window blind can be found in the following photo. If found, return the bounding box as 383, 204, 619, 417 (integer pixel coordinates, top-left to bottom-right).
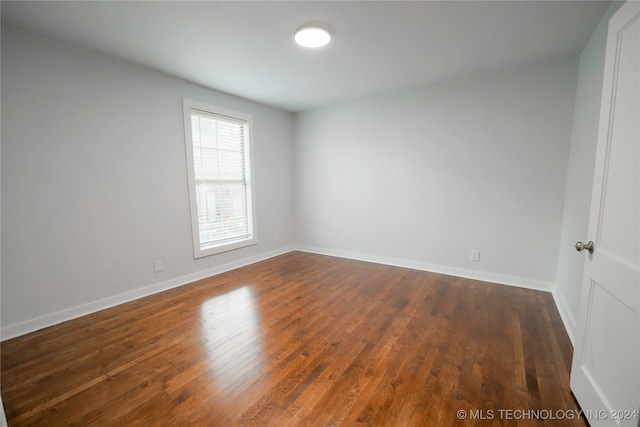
183, 100, 256, 258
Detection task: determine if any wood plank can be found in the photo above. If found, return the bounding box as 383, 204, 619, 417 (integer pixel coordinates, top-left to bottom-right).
1, 252, 586, 426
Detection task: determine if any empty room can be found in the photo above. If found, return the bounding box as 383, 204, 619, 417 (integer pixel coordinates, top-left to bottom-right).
1, 1, 638, 426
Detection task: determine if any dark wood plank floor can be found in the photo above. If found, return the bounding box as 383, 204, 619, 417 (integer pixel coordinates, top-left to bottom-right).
1, 251, 586, 426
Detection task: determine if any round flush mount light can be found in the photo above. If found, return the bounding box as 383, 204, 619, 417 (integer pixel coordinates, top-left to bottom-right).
294, 23, 332, 48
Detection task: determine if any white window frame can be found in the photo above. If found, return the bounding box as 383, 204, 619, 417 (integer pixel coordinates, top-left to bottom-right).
183, 99, 257, 258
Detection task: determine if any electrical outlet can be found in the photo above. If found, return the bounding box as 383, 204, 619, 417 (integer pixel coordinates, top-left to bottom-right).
340, 235, 348, 245
274, 233, 280, 242
471, 250, 480, 262
154, 260, 163, 273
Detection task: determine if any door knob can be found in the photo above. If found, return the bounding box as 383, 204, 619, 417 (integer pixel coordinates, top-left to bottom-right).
575, 241, 594, 254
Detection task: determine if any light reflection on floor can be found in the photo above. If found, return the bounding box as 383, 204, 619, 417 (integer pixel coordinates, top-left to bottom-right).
200, 285, 264, 392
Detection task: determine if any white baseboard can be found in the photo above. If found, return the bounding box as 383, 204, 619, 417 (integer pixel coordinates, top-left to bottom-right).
1, 246, 296, 341
295, 245, 555, 292
3, 245, 567, 343
552, 289, 578, 346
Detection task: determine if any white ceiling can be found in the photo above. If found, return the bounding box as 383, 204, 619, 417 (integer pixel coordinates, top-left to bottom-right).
1, 1, 611, 112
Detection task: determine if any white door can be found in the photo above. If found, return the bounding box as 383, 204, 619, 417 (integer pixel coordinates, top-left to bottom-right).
570, 2, 640, 426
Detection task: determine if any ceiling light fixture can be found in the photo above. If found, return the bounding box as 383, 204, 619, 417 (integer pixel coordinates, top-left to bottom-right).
294, 23, 331, 48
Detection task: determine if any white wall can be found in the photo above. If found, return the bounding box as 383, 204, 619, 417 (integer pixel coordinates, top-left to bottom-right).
554, 1, 624, 343
1, 13, 613, 341
294, 56, 579, 290
1, 27, 295, 338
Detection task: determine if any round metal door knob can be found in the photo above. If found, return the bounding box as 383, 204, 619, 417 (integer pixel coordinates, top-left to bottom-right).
575, 241, 594, 254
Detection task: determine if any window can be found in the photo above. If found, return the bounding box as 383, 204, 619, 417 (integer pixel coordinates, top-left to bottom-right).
183, 99, 256, 258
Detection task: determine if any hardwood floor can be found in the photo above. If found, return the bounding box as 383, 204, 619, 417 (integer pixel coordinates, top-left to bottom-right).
1, 252, 586, 426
